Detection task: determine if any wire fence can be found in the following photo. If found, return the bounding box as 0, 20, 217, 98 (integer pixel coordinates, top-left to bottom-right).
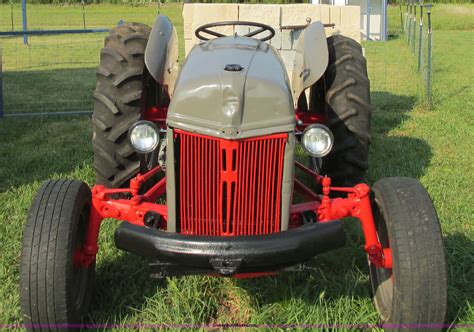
1, 33, 105, 116
0, 1, 120, 116
402, 0, 433, 107
0, 3, 428, 118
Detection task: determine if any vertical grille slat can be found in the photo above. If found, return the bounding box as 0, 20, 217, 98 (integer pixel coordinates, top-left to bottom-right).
249, 140, 257, 235
176, 130, 287, 236
205, 139, 210, 235
192, 136, 196, 234
263, 140, 269, 234
179, 134, 185, 232
268, 139, 276, 233
256, 140, 263, 234
241, 141, 249, 236
275, 139, 285, 232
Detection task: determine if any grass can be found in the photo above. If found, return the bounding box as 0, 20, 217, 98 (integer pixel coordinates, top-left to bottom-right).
1, 3, 473, 328
388, 3, 474, 34
0, 3, 185, 113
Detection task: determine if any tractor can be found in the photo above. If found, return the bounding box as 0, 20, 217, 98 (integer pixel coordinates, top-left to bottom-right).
19, 14, 447, 330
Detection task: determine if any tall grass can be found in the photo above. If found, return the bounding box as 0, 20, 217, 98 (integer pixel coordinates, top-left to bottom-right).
388, 3, 474, 32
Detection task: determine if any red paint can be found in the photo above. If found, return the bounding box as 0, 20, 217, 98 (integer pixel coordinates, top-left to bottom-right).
143, 106, 168, 128
291, 162, 392, 269
75, 132, 392, 272
295, 109, 326, 132
175, 130, 287, 236
74, 166, 168, 268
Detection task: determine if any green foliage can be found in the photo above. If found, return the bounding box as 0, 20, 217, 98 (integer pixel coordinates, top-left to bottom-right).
0, 2, 473, 328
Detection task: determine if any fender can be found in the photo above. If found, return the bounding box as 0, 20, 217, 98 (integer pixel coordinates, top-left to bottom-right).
291, 21, 329, 104
145, 15, 179, 97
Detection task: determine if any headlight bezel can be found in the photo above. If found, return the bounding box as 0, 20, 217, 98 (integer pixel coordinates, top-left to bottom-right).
301, 124, 334, 157
128, 120, 160, 154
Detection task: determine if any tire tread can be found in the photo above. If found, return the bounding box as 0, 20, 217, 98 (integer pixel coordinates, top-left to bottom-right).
372, 177, 447, 330
92, 22, 151, 188
320, 35, 372, 187
20, 180, 94, 330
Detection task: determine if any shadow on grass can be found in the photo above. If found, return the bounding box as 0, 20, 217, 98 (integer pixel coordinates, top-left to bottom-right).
2, 68, 96, 114
386, 33, 402, 41
368, 91, 431, 181
87, 252, 165, 323
443, 233, 474, 324
0, 116, 93, 191
0, 67, 96, 191
235, 231, 473, 325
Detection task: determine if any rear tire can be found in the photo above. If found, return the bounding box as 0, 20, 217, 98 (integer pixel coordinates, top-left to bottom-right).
20, 180, 95, 329
370, 177, 447, 330
92, 22, 151, 188
318, 35, 371, 187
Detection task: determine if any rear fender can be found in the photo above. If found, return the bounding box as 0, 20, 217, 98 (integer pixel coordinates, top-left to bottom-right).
145, 15, 179, 97
291, 21, 329, 104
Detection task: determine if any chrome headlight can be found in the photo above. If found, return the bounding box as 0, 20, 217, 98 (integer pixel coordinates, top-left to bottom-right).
301, 124, 334, 157
128, 121, 160, 154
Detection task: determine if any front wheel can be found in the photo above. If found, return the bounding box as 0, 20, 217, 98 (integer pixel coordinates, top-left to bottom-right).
20, 180, 95, 330
370, 177, 447, 330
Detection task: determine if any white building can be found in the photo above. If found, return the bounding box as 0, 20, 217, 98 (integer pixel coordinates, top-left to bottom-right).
312, 0, 388, 40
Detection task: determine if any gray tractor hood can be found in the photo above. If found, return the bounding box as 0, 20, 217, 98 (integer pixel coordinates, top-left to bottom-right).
167, 37, 295, 139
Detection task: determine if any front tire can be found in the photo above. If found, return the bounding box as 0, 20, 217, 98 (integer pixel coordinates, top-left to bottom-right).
370, 177, 447, 330
20, 180, 95, 329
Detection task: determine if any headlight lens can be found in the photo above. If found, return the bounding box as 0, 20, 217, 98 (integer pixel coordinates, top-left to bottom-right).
128, 121, 160, 154
301, 124, 334, 157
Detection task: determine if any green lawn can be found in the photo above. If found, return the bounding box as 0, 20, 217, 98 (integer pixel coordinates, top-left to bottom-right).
0, 3, 473, 328
0, 4, 185, 114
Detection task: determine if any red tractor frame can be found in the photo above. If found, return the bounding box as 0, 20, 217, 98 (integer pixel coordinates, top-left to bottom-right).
74, 106, 390, 273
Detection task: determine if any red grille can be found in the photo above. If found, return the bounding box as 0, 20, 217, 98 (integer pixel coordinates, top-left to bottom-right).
175, 129, 287, 236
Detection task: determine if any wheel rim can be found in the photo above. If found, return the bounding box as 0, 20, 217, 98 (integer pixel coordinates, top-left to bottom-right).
369, 197, 393, 321
72, 204, 91, 311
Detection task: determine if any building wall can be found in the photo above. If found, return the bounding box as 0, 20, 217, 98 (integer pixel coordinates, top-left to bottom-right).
312, 0, 386, 40
183, 3, 361, 57
348, 0, 385, 40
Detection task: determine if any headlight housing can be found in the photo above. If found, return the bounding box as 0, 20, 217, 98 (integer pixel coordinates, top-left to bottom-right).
128, 121, 160, 154
301, 124, 334, 157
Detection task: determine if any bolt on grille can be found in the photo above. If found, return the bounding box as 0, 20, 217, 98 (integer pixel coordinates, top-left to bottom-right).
175, 130, 287, 236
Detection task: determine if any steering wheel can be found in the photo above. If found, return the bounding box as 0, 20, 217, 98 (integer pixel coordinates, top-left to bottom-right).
195, 21, 275, 42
